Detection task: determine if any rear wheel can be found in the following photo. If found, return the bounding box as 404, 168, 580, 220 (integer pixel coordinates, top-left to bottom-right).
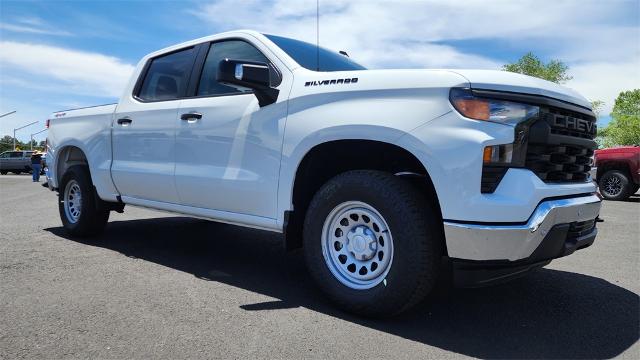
599, 170, 632, 201
12, 171, 21, 175
58, 165, 110, 237
0, 171, 7, 175
303, 170, 443, 317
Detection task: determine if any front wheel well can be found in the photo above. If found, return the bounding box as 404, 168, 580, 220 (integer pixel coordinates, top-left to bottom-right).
596, 161, 631, 182
285, 139, 442, 251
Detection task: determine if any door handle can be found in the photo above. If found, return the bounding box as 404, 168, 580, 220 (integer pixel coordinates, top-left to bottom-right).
180, 112, 202, 121
117, 118, 132, 125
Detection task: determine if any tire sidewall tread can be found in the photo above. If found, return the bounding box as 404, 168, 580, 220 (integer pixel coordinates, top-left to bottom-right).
58, 165, 109, 237
303, 170, 443, 317
599, 170, 632, 201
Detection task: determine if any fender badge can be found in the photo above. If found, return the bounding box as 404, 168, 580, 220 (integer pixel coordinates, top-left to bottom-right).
305, 78, 358, 86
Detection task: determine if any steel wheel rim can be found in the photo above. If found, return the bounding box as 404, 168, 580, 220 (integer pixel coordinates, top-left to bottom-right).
321, 201, 394, 290
64, 180, 82, 224
603, 175, 622, 196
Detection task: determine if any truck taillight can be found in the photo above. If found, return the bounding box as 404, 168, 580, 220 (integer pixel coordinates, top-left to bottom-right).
45, 119, 50, 128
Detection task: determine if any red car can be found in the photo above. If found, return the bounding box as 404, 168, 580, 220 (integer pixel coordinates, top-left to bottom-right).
593, 145, 640, 200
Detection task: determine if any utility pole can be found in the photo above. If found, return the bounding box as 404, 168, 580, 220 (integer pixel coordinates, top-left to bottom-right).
30, 128, 47, 150
13, 121, 38, 150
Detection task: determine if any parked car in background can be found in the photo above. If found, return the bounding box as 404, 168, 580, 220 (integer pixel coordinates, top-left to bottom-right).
593, 145, 640, 200
0, 150, 34, 175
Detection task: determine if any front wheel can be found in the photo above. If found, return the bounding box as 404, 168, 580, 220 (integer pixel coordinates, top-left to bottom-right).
303, 170, 443, 317
58, 165, 110, 237
599, 170, 632, 201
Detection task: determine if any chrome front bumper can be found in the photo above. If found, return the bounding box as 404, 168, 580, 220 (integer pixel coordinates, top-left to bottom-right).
444, 194, 602, 261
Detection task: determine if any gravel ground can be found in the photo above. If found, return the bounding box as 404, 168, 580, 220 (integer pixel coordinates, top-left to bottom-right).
1, 174, 638, 359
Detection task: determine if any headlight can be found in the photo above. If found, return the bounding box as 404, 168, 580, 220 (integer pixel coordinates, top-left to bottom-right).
449, 88, 539, 125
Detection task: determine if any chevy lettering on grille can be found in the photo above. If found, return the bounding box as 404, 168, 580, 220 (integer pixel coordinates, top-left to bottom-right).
552, 116, 597, 136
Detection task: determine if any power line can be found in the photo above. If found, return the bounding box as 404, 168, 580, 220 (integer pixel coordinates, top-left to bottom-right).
0, 110, 16, 118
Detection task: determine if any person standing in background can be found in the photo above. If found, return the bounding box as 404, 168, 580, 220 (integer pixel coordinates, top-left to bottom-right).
31, 151, 42, 182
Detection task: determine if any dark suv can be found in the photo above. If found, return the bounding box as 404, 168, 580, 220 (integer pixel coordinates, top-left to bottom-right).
0, 150, 34, 175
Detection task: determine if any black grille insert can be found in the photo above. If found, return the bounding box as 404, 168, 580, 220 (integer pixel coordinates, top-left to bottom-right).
524, 106, 597, 184
525, 144, 594, 182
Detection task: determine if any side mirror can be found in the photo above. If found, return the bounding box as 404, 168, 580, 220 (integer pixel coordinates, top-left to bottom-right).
217, 59, 279, 107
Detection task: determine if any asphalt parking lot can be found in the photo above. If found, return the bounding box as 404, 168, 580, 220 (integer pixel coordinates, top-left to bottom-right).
1, 174, 638, 359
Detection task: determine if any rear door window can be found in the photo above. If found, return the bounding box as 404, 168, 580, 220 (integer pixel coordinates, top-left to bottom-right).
137, 47, 196, 101
9, 152, 22, 158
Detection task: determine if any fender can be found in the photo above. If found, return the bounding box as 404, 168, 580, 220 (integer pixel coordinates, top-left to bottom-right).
276, 124, 426, 229
49, 140, 119, 202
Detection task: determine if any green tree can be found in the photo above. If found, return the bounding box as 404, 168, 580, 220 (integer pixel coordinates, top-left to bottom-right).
502, 52, 572, 84
591, 100, 605, 117
0, 135, 16, 153
599, 89, 640, 147
0, 135, 29, 153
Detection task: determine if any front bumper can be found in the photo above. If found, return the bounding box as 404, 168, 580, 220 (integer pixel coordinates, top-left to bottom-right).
444, 194, 601, 287
444, 194, 601, 262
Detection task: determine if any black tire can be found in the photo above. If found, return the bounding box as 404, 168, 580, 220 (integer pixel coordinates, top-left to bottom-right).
303, 170, 443, 317
58, 165, 110, 237
12, 171, 21, 175
0, 171, 7, 175
599, 170, 632, 201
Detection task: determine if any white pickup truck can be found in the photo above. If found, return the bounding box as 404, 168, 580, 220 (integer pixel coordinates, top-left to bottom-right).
47, 30, 601, 316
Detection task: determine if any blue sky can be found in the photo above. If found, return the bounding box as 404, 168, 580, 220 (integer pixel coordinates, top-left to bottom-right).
1, 0, 639, 142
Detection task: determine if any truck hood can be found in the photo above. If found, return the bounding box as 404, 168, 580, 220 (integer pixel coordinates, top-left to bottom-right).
446, 69, 592, 110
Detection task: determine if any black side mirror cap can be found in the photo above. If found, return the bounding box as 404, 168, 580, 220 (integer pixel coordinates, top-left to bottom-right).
217, 59, 279, 107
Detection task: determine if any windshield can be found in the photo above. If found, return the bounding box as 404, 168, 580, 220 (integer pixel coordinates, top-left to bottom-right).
265, 34, 366, 72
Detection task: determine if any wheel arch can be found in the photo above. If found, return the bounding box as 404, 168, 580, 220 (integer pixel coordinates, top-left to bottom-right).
54, 144, 90, 189
282, 137, 443, 251
596, 160, 632, 181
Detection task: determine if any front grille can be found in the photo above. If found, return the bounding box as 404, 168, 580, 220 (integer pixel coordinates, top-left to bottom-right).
568, 219, 596, 239
524, 106, 597, 183
525, 144, 594, 182
546, 107, 597, 139
478, 95, 598, 193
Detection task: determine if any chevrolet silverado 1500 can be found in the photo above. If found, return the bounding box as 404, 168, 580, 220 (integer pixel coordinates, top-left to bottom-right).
46, 30, 602, 316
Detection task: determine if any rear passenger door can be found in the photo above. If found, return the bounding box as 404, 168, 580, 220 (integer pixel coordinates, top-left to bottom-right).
0, 152, 11, 171
111, 46, 198, 204
9, 152, 24, 171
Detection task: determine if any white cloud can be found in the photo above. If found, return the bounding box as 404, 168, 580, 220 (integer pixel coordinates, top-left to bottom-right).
0, 23, 71, 36
190, 0, 506, 69
0, 41, 134, 98
192, 0, 639, 112
568, 59, 640, 114
0, 16, 72, 36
